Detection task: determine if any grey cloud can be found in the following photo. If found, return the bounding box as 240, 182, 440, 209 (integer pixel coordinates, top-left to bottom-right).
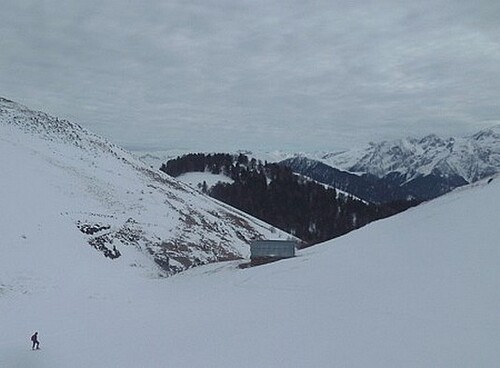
1, 0, 499, 152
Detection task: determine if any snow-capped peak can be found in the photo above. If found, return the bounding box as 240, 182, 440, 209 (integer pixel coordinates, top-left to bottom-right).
316, 128, 500, 184
470, 125, 500, 141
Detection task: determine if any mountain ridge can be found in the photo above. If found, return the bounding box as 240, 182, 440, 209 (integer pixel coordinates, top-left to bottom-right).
318, 127, 500, 182
0, 97, 291, 276
281, 128, 499, 202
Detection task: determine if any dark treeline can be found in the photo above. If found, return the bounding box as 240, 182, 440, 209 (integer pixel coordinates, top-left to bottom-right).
161, 153, 419, 246
160, 153, 235, 177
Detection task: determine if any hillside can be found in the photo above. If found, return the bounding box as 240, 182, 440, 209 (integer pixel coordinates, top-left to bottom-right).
282, 156, 409, 203
1, 167, 498, 367
160, 153, 418, 245
0, 97, 291, 276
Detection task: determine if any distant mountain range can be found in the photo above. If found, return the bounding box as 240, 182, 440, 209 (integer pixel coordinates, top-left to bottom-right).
283, 128, 500, 203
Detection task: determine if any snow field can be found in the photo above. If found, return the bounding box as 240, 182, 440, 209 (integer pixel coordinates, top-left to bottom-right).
1, 177, 499, 367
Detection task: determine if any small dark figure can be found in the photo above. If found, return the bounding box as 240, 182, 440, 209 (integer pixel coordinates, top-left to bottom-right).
31, 332, 40, 350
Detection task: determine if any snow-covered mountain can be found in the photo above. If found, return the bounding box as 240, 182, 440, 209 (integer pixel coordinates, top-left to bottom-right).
138, 129, 500, 204
1, 160, 498, 367
322, 128, 499, 184
283, 128, 500, 202
0, 97, 291, 276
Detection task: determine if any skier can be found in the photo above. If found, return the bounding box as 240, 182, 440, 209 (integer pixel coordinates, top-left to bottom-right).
31, 332, 40, 350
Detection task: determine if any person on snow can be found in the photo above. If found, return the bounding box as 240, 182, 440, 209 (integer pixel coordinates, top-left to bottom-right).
31, 332, 40, 350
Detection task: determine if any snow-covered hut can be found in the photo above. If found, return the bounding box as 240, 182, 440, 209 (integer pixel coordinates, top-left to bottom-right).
250, 240, 297, 265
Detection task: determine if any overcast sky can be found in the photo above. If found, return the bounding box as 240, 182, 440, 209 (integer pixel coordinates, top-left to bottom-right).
1, 0, 500, 152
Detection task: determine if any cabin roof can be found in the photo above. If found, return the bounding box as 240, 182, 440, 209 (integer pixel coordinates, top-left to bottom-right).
250, 240, 296, 259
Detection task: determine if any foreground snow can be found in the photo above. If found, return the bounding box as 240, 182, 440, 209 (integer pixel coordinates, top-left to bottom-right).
1, 174, 499, 367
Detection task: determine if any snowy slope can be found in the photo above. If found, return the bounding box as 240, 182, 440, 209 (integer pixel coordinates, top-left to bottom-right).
134, 149, 192, 170
177, 172, 233, 190
0, 97, 291, 276
1, 159, 498, 367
